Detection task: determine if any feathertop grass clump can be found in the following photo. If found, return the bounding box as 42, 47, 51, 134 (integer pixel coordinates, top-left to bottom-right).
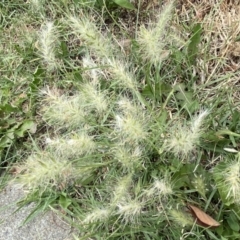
11, 1, 232, 238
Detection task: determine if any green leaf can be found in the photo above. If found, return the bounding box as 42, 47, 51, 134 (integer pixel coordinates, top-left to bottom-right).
74, 72, 83, 82
0, 104, 19, 114
142, 82, 172, 101
0, 132, 14, 148
59, 194, 72, 209
113, 0, 136, 10
174, 83, 199, 112
235, 35, 240, 42
187, 23, 202, 65
15, 120, 36, 137
216, 129, 240, 138
226, 212, 240, 232
60, 41, 69, 58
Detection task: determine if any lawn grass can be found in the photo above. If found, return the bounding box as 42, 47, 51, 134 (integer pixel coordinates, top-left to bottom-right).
1, 0, 240, 239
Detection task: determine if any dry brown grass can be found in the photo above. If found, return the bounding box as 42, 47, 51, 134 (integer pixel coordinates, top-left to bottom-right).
171, 0, 240, 107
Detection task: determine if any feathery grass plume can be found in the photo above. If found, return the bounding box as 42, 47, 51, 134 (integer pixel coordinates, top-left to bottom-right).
38, 22, 59, 71
29, 0, 44, 14
41, 87, 86, 130
113, 145, 142, 170
108, 59, 137, 92
117, 198, 143, 223
45, 132, 95, 159
82, 56, 105, 84
68, 15, 113, 59
82, 207, 111, 225
145, 176, 173, 199
80, 82, 108, 114
136, 1, 174, 65
169, 209, 193, 227
192, 174, 208, 199
111, 174, 133, 205
114, 98, 148, 144
115, 114, 147, 144
164, 110, 209, 157
221, 156, 240, 202
14, 151, 77, 191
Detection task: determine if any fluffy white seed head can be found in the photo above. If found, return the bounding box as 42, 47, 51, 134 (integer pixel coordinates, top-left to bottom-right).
108, 60, 136, 91
46, 133, 95, 159
15, 151, 76, 191
192, 174, 208, 198
68, 16, 113, 59
38, 22, 59, 71
191, 110, 209, 135
82, 56, 105, 84
114, 145, 142, 170
117, 198, 142, 223
80, 82, 108, 114
164, 110, 209, 157
83, 207, 111, 224
111, 175, 132, 204
223, 159, 240, 201
114, 99, 148, 144
145, 178, 173, 199
137, 1, 174, 65
115, 114, 147, 144
41, 88, 86, 129
170, 209, 193, 227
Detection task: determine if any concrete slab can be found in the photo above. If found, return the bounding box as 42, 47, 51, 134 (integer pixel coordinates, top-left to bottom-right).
0, 184, 76, 240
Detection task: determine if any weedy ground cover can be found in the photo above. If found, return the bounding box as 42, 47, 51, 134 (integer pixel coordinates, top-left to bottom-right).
1, 0, 240, 239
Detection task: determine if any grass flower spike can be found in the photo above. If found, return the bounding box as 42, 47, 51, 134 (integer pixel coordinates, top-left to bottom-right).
108, 59, 137, 91
114, 145, 142, 170
215, 156, 240, 204
117, 198, 142, 223
15, 152, 76, 191
114, 98, 148, 144
170, 209, 193, 227
83, 207, 111, 224
111, 175, 132, 205
80, 82, 108, 114
225, 160, 240, 201
46, 133, 95, 159
38, 22, 59, 71
165, 110, 209, 157
41, 88, 86, 130
137, 1, 174, 65
68, 16, 113, 59
145, 177, 173, 199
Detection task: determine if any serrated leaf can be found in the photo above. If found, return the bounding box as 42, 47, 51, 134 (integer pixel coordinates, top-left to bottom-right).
113, 0, 136, 10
